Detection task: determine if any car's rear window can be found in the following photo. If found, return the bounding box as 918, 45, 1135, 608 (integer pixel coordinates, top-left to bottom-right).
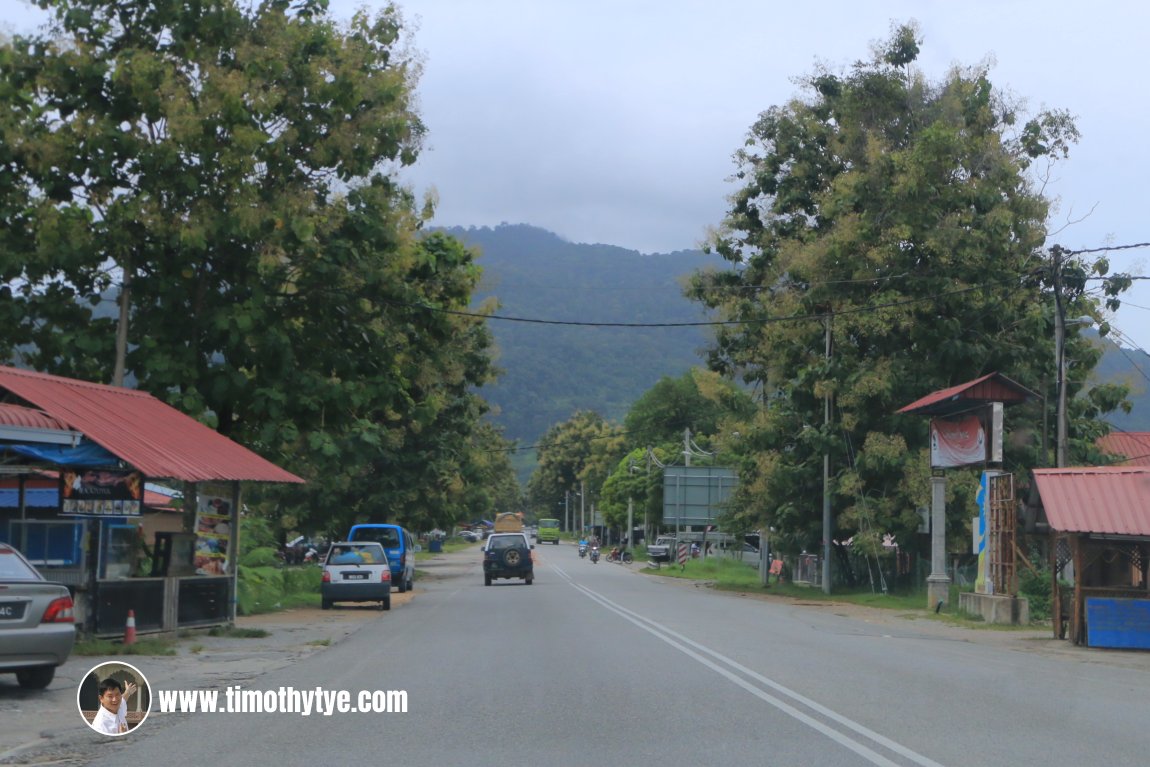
325, 543, 386, 565
0, 547, 41, 580
489, 536, 524, 550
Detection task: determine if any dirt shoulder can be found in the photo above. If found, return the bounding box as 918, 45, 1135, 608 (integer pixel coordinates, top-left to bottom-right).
0, 590, 417, 764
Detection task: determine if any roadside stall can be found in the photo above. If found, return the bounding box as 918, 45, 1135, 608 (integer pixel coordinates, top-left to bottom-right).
1027, 466, 1150, 648
0, 366, 303, 637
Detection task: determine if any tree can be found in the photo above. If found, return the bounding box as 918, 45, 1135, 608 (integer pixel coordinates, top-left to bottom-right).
623, 368, 754, 447
0, 0, 499, 534
687, 23, 1128, 557
526, 411, 625, 527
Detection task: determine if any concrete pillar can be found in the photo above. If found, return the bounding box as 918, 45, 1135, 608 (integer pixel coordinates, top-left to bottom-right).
927, 475, 951, 608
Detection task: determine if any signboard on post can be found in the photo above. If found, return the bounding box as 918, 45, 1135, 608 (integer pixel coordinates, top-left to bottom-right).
930, 403, 1003, 469
662, 466, 737, 527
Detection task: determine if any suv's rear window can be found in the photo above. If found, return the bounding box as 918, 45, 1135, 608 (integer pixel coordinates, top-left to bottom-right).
488, 536, 524, 550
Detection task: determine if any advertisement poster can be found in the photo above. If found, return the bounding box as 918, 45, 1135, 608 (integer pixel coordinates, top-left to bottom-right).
60, 470, 144, 517
194, 494, 232, 575
930, 415, 987, 468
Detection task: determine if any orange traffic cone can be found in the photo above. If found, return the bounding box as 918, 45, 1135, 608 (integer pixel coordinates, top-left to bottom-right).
123, 609, 137, 645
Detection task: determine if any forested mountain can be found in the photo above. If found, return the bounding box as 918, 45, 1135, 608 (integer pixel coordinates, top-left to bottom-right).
445, 224, 1150, 453
443, 224, 724, 447
1092, 332, 1150, 431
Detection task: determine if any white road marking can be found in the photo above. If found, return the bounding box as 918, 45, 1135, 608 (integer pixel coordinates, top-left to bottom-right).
553, 565, 945, 767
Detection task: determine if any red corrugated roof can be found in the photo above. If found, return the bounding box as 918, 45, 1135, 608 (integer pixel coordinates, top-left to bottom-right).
0, 366, 302, 484
898, 372, 1037, 416
0, 403, 71, 431
1032, 467, 1150, 535
1096, 433, 1150, 467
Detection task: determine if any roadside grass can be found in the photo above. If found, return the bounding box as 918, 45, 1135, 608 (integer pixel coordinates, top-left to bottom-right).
415, 540, 474, 560
74, 637, 178, 656
208, 625, 269, 638
279, 591, 320, 609
641, 557, 1041, 630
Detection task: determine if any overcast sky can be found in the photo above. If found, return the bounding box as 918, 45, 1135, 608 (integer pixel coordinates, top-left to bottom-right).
7, 1, 1149, 354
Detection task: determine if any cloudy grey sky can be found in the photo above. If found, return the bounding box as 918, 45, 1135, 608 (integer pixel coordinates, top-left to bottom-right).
7, 1, 1149, 353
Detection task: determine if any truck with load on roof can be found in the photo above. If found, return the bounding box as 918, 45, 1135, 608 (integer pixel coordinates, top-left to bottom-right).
493, 512, 523, 533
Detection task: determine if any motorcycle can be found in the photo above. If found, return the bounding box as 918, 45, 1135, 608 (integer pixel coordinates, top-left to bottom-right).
589, 546, 600, 564
606, 548, 634, 564
578, 543, 587, 558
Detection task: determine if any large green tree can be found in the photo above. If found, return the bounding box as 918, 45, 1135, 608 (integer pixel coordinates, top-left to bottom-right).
0, 0, 498, 533
526, 410, 625, 530
687, 24, 1127, 558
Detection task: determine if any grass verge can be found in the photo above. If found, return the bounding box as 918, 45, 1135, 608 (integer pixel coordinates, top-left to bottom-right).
641, 557, 1042, 630
74, 637, 178, 656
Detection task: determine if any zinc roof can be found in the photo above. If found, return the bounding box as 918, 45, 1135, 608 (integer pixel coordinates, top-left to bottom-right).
897, 372, 1037, 416
0, 366, 302, 484
1096, 432, 1150, 467
1031, 467, 1150, 536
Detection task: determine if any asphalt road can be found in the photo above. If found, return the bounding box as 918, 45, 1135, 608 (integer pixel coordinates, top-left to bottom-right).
6, 544, 1149, 766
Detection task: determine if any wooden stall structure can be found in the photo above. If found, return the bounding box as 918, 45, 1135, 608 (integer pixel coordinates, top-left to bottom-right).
0, 366, 303, 637
1028, 467, 1150, 648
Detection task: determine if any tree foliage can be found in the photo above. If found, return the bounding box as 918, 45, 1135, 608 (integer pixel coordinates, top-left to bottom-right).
0, 0, 505, 534
525, 411, 626, 528
687, 23, 1127, 554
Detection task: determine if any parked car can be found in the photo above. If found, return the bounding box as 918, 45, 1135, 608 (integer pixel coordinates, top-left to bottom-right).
482, 533, 534, 586
321, 542, 392, 610
646, 535, 678, 563
347, 524, 417, 593
0, 542, 76, 689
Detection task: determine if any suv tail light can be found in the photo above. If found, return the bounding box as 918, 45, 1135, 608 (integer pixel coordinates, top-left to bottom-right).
322, 571, 331, 583
381, 570, 390, 582
41, 595, 74, 623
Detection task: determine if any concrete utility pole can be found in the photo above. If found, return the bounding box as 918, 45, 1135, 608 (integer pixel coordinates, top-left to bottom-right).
822, 314, 832, 594
113, 259, 132, 387
580, 480, 585, 538
1052, 245, 1069, 469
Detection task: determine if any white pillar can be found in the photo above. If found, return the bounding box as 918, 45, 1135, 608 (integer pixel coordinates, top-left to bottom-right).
927, 475, 951, 608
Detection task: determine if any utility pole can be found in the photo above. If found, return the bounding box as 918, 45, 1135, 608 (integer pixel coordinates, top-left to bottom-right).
113, 258, 132, 387
580, 480, 585, 539
822, 313, 832, 594
1052, 246, 1069, 469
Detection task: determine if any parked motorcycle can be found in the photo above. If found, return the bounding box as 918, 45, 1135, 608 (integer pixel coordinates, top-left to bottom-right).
589, 546, 600, 564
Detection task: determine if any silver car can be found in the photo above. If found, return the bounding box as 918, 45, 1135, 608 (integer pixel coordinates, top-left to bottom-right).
0, 542, 76, 689
321, 542, 392, 610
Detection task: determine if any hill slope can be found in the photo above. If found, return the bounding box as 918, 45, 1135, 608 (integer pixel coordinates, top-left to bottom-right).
448, 224, 1150, 448
445, 224, 723, 445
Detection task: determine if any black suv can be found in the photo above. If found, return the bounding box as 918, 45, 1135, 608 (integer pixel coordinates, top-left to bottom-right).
483, 533, 534, 586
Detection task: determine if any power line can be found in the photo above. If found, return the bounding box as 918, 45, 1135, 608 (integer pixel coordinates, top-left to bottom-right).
1065, 242, 1150, 256
390, 281, 1009, 328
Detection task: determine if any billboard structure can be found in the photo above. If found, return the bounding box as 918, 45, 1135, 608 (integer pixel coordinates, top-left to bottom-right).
662, 466, 738, 528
